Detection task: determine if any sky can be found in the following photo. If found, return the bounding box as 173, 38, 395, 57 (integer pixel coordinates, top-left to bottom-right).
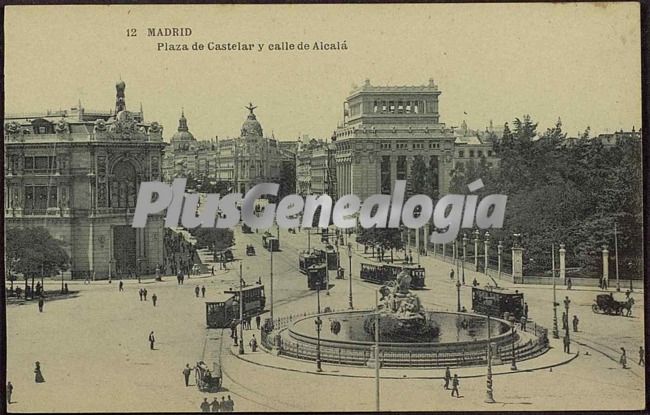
4, 3, 641, 141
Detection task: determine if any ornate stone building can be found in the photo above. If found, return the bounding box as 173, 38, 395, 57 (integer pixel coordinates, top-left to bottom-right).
333, 79, 456, 200
4, 80, 166, 279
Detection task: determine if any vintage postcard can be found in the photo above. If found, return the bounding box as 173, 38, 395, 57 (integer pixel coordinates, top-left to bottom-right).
3, 3, 644, 412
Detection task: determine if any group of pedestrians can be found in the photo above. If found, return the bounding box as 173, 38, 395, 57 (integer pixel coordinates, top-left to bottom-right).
443, 367, 460, 398
200, 395, 235, 412
195, 286, 206, 298
620, 346, 645, 369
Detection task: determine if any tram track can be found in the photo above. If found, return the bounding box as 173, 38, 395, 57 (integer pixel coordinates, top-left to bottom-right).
572, 333, 644, 380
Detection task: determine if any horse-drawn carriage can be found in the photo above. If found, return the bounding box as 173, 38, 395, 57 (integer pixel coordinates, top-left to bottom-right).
246, 245, 256, 256
195, 361, 222, 392
592, 293, 634, 316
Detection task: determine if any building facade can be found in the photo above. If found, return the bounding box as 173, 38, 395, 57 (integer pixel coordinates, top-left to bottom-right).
4, 80, 166, 279
333, 79, 456, 200
162, 111, 218, 180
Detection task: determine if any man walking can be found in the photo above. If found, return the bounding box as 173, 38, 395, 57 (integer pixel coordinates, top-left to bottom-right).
210, 397, 220, 412
572, 315, 579, 332
443, 366, 451, 389
152, 293, 158, 307
139, 288, 143, 301
256, 315, 261, 330
638, 346, 644, 366
182, 364, 192, 386
449, 268, 455, 280
563, 334, 570, 354
149, 331, 156, 350
143, 289, 148, 301
249, 334, 258, 352
38, 297, 44, 312
226, 395, 234, 412
6, 381, 13, 405
195, 286, 200, 298
451, 374, 460, 398
200, 397, 210, 412
119, 281, 124, 292
620, 347, 627, 368
201, 286, 206, 298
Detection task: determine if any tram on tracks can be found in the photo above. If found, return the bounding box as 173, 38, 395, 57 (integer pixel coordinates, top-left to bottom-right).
262, 232, 279, 251
299, 248, 338, 273
471, 285, 524, 320
306, 263, 327, 290
359, 263, 426, 289
205, 283, 267, 328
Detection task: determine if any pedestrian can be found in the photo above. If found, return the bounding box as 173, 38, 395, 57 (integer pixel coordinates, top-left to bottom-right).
230, 321, 237, 339
603, 278, 608, 290
561, 311, 567, 330
256, 315, 261, 330
472, 278, 478, 287
34, 361, 45, 383
572, 315, 579, 332
246, 316, 251, 330
200, 397, 211, 412
566, 277, 572, 290
221, 396, 227, 411
210, 397, 220, 412
524, 302, 529, 318
620, 347, 627, 368
139, 288, 143, 301
7, 381, 13, 404
443, 366, 451, 389
520, 315, 527, 331
143, 288, 148, 301
211, 266, 215, 276
227, 395, 234, 412
182, 364, 192, 386
449, 268, 455, 280
233, 330, 238, 346
249, 334, 258, 352
195, 286, 200, 298
451, 374, 460, 398
201, 286, 206, 298
38, 297, 44, 312
149, 331, 156, 350
119, 281, 124, 292
638, 346, 644, 366
625, 289, 631, 300
152, 293, 157, 307
563, 334, 570, 354
599, 276, 603, 290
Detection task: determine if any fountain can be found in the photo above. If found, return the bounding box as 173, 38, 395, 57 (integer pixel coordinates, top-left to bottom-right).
269, 270, 549, 367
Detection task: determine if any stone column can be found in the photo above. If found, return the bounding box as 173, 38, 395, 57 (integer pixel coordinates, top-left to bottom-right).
602, 245, 609, 285
559, 243, 566, 281
512, 246, 524, 284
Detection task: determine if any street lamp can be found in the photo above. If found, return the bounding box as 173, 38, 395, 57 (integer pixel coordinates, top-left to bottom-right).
348, 243, 353, 310
473, 229, 480, 272
315, 276, 323, 372
462, 233, 467, 285
456, 279, 462, 312
238, 261, 245, 355
614, 223, 620, 292
270, 238, 274, 321
484, 231, 490, 274
551, 243, 560, 339
485, 313, 495, 403
563, 296, 571, 353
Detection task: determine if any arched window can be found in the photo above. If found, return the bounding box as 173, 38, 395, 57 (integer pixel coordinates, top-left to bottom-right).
110, 160, 137, 208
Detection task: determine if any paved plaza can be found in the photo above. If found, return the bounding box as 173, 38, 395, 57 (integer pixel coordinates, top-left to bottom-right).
5, 225, 645, 412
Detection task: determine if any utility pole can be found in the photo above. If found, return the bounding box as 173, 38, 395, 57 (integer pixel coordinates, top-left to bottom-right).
375, 290, 380, 411
552, 244, 559, 339
238, 261, 244, 355
270, 243, 274, 321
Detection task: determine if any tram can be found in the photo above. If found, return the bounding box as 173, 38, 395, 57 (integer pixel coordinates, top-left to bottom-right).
323, 245, 339, 270
205, 283, 267, 328
359, 263, 426, 289
471, 286, 524, 320
306, 263, 327, 290
299, 250, 325, 273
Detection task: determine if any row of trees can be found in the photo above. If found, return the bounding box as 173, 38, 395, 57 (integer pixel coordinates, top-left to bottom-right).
448, 116, 642, 277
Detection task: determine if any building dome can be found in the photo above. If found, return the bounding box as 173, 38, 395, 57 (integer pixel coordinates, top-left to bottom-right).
241, 103, 263, 137
171, 109, 195, 142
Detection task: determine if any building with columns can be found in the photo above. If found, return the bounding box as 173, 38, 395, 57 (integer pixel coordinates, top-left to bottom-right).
4, 80, 166, 279
332, 79, 456, 200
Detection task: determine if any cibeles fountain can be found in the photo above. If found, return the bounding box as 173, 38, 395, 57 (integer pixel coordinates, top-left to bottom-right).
265, 270, 549, 368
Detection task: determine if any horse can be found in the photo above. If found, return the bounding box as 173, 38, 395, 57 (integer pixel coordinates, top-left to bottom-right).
621, 297, 635, 317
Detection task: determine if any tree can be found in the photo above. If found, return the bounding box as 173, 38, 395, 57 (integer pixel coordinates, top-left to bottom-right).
6, 227, 70, 299
188, 228, 235, 252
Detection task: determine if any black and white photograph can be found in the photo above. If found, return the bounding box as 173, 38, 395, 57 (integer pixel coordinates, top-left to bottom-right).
3, 3, 645, 412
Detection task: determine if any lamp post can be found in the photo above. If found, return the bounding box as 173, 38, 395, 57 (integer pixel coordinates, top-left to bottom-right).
614, 222, 620, 292
270, 239, 274, 321
374, 289, 380, 411
473, 229, 480, 271
462, 233, 467, 285
307, 228, 311, 252
455, 239, 460, 286
551, 244, 560, 339
456, 279, 462, 312
484, 231, 490, 274
238, 261, 244, 355
563, 296, 571, 352
497, 241, 503, 280
315, 275, 323, 372
348, 243, 353, 310
485, 313, 495, 403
